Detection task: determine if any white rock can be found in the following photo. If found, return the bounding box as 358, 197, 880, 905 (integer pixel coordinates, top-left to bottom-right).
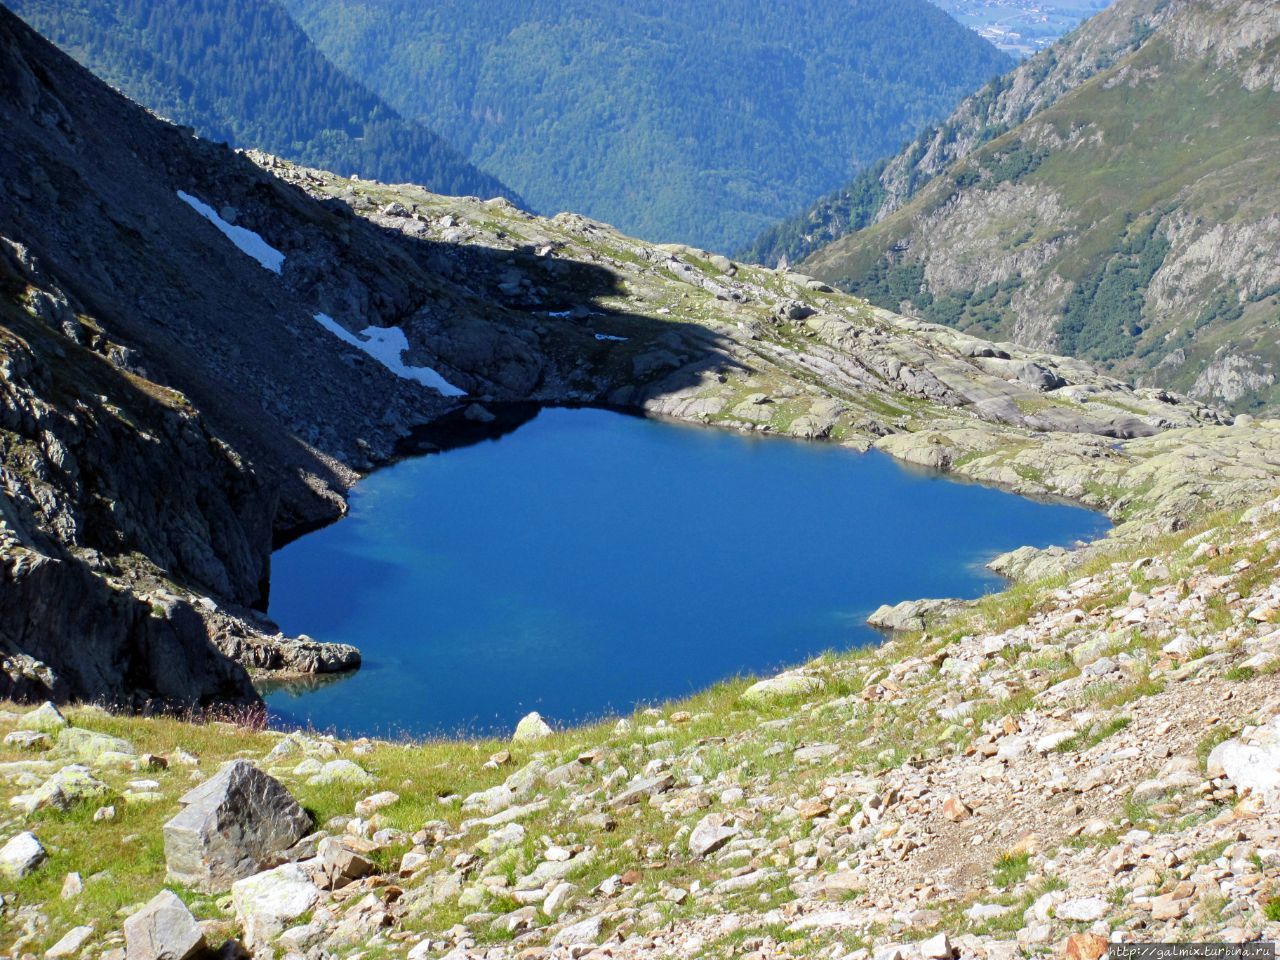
921, 933, 954, 959
513, 712, 554, 743
0, 831, 46, 879
741, 673, 825, 705
19, 702, 68, 733
543, 882, 578, 918
688, 813, 739, 858
965, 902, 1013, 921
786, 911, 860, 932
230, 863, 321, 949
61, 872, 83, 900
1207, 716, 1280, 808
1035, 731, 1075, 754
122, 890, 206, 960
45, 925, 93, 958
306, 759, 374, 786
1057, 896, 1109, 922
354, 791, 399, 817
997, 736, 1029, 761
551, 916, 601, 947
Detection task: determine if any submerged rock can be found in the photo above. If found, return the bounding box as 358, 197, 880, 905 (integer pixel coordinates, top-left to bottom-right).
163, 760, 311, 891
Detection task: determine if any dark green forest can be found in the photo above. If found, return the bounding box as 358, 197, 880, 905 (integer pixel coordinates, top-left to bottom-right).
280, 0, 1011, 252
9, 0, 514, 202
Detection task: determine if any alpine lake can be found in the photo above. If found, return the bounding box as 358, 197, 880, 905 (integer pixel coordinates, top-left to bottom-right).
266, 407, 1108, 738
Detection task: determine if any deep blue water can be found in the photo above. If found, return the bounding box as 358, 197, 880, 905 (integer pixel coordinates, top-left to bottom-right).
266, 407, 1107, 738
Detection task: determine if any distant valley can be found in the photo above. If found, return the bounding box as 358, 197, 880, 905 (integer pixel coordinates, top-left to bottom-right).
929, 0, 1114, 56
280, 0, 1012, 252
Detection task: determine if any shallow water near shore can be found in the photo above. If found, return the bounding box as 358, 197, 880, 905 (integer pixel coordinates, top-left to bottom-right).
266, 407, 1108, 738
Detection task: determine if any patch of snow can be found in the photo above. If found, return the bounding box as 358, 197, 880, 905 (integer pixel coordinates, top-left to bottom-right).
176, 191, 285, 274
594, 333, 628, 342
545, 310, 572, 318
313, 314, 466, 396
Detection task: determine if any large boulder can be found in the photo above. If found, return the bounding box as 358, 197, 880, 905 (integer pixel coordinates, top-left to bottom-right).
867, 598, 965, 633
123, 889, 208, 960
163, 760, 310, 891
741, 672, 825, 706
304, 759, 373, 787
57, 727, 136, 764
9, 764, 109, 813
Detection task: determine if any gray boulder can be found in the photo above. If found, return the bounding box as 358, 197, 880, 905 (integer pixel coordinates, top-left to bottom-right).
18, 701, 67, 733
512, 711, 553, 743
0, 830, 46, 879
57, 726, 136, 763
688, 813, 738, 858
315, 836, 375, 890
230, 863, 320, 950
163, 760, 311, 891
123, 890, 207, 960
867, 598, 966, 633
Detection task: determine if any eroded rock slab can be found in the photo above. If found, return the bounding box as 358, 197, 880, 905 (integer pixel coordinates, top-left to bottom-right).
163, 760, 310, 891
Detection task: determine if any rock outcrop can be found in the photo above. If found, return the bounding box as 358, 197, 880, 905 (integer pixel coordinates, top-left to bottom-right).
162, 760, 311, 891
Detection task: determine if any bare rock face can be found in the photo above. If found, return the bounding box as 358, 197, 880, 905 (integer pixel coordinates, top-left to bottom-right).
163, 761, 310, 892
122, 890, 208, 960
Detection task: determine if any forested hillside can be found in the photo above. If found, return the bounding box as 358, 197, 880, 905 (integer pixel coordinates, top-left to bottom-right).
280, 0, 1011, 251
8, 0, 514, 202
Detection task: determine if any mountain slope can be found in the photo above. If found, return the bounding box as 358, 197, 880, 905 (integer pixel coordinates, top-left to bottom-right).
7, 0, 516, 202
3, 1, 1241, 707
278, 0, 1011, 252
742, 0, 1173, 268
785, 0, 1280, 413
